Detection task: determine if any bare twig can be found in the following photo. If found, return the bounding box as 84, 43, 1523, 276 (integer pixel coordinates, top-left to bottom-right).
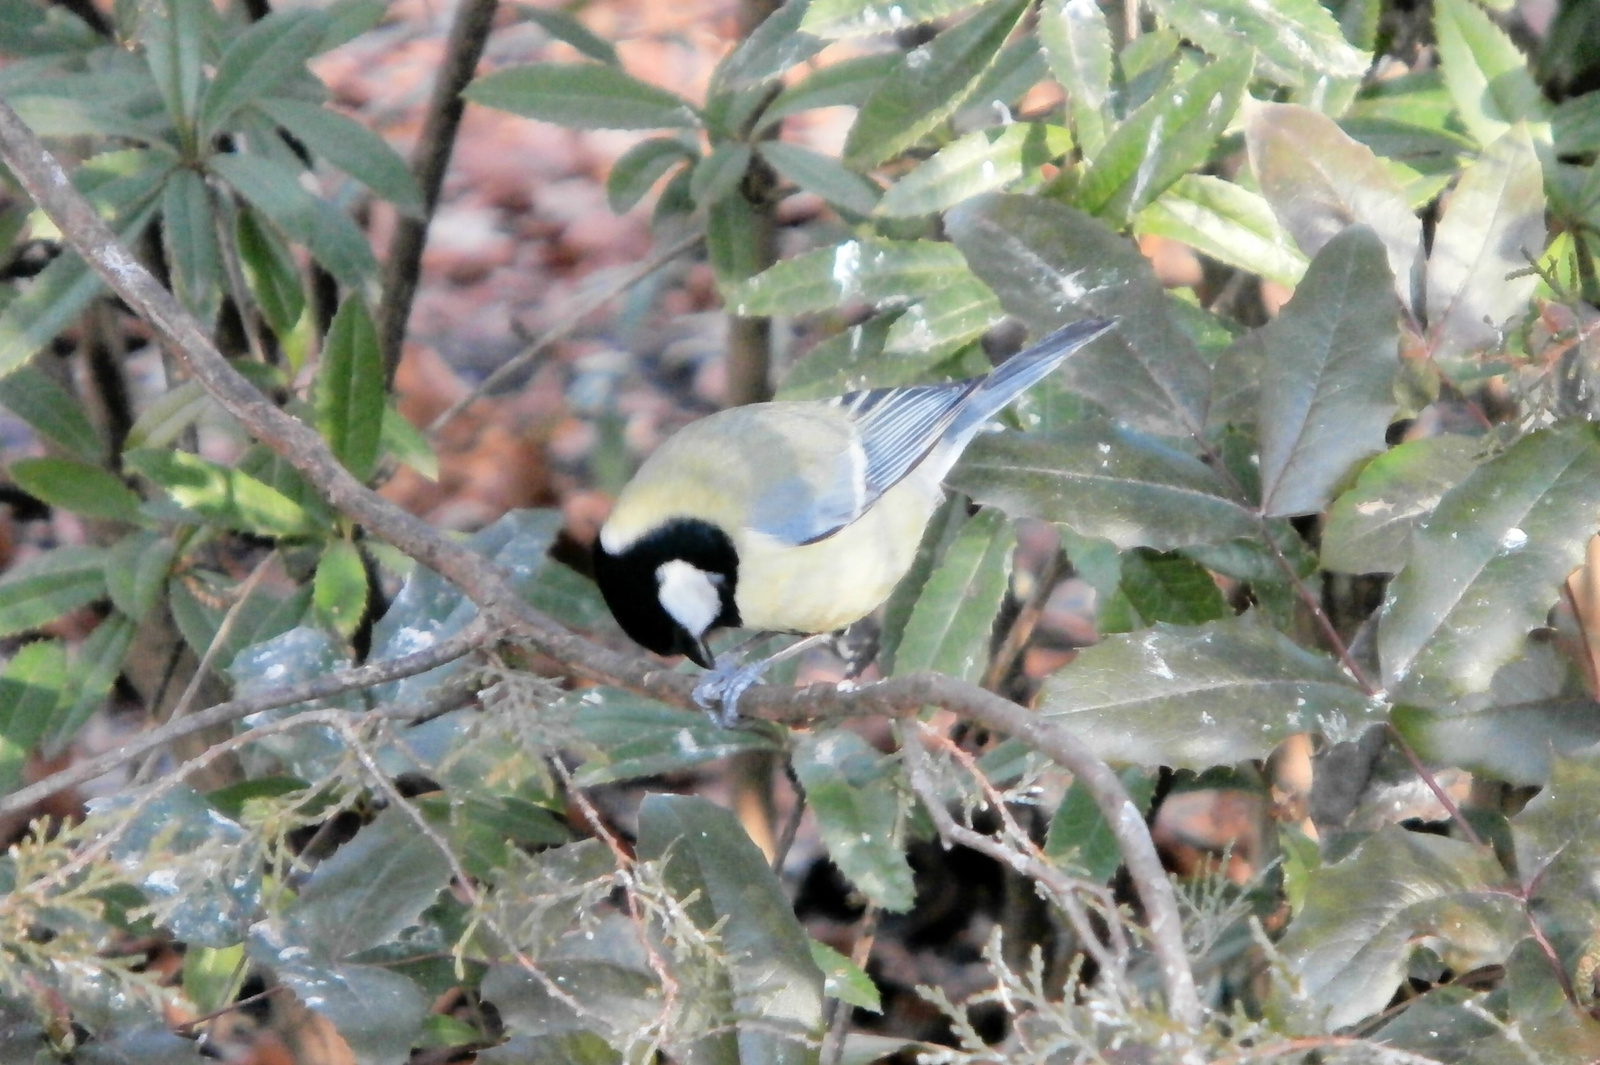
0, 102, 1202, 1030
377, 0, 500, 382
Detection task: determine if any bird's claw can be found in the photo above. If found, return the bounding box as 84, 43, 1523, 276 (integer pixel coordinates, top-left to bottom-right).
692, 656, 770, 728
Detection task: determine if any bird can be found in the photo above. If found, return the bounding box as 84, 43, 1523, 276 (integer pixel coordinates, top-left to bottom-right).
592, 317, 1118, 724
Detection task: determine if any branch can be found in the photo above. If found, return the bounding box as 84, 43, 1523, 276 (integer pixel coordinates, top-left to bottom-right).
0, 101, 1201, 1030
376, 0, 500, 382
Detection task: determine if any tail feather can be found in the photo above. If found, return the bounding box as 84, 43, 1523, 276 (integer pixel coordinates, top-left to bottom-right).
949, 317, 1116, 439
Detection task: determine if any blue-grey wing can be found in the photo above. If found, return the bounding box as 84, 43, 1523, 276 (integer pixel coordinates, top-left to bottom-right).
831, 378, 981, 498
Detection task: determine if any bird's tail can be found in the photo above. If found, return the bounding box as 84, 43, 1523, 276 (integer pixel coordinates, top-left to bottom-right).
948, 317, 1117, 441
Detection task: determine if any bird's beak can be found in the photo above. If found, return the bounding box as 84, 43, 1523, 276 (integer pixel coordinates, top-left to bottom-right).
686, 637, 716, 670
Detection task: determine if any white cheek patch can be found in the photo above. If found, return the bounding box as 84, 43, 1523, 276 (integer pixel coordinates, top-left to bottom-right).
656, 560, 722, 638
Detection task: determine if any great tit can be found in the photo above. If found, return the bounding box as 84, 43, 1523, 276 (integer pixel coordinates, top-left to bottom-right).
593, 316, 1117, 722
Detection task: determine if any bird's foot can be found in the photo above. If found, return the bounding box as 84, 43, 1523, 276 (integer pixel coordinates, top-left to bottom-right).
692, 657, 771, 728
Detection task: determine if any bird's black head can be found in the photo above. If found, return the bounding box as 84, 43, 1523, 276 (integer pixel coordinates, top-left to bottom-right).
592, 518, 740, 668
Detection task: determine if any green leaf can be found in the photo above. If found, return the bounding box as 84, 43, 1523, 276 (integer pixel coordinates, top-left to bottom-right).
706, 190, 765, 286
1247, 102, 1422, 311
7, 456, 141, 523
125, 447, 322, 538
810, 941, 881, 1012
723, 238, 970, 316
1038, 616, 1379, 768
511, 4, 618, 65
175, 580, 311, 673
139, 0, 209, 128
842, 0, 1029, 170
892, 507, 1012, 682
1554, 91, 1600, 156
688, 142, 751, 207
1078, 52, 1252, 225
0, 546, 106, 638
1038, 0, 1112, 153
793, 729, 917, 912
1425, 124, 1546, 365
1135, 174, 1308, 288
1145, 0, 1368, 89
1379, 425, 1600, 704
713, 0, 825, 90
235, 205, 305, 336
875, 123, 1069, 218
1434, 0, 1549, 146
199, 9, 331, 137
313, 540, 367, 639
949, 421, 1257, 549
0, 365, 103, 461
1279, 826, 1524, 1030
946, 194, 1211, 436
1322, 435, 1482, 574
380, 405, 438, 480
464, 62, 701, 130
1119, 550, 1226, 625
161, 166, 222, 326
566, 689, 781, 785
775, 314, 912, 400
637, 795, 826, 1062
758, 53, 898, 131
1256, 225, 1398, 517
49, 612, 136, 753
759, 141, 882, 216
314, 295, 384, 482
0, 641, 68, 794
1045, 767, 1155, 881
605, 136, 694, 213
801, 0, 980, 37
882, 273, 1003, 360
255, 97, 425, 216
210, 152, 376, 288
105, 530, 177, 620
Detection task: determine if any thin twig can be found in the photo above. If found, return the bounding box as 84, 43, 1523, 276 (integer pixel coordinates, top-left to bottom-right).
1384, 724, 1484, 848
377, 0, 500, 382
425, 231, 705, 437
820, 902, 878, 1065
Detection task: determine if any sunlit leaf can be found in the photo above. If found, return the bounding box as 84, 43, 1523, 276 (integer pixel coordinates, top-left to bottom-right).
882, 273, 1003, 361
0, 545, 106, 638
1322, 435, 1483, 574
1145, 0, 1368, 89
1434, 0, 1549, 146
1378, 425, 1600, 703
1257, 225, 1399, 517
464, 62, 702, 130
892, 507, 1012, 683
1038, 616, 1378, 768
313, 540, 367, 639
723, 238, 970, 316
126, 447, 323, 538
793, 729, 916, 912
1038, 0, 1112, 152
0, 640, 67, 794
1136, 174, 1308, 288
8, 456, 142, 523
801, 0, 980, 37
1045, 767, 1155, 881
876, 123, 1070, 218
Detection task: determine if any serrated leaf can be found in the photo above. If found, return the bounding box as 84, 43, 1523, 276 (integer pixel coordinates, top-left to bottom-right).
882, 273, 1003, 360
810, 941, 881, 1012
199, 9, 330, 136
723, 237, 969, 316
892, 507, 1012, 682
1136, 173, 1308, 288
235, 205, 305, 336
1145, 0, 1368, 89
1257, 225, 1398, 517
1379, 424, 1600, 703
606, 136, 694, 213
210, 152, 376, 287
1280, 826, 1524, 1029
1247, 102, 1422, 311
842, 0, 1029, 171
315, 295, 384, 482
1045, 767, 1155, 881
946, 194, 1211, 436
1038, 616, 1379, 768
0, 546, 106, 638
0, 364, 102, 461
793, 729, 916, 912
565, 688, 781, 786
760, 141, 882, 216
465, 62, 701, 130
1079, 52, 1252, 225
313, 540, 367, 639
801, 0, 979, 37
876, 123, 1070, 218
758, 52, 898, 131
512, 4, 618, 65
1039, 0, 1111, 153
8, 456, 142, 523
637, 795, 826, 1062
1434, 0, 1549, 146
1119, 550, 1226, 625
161, 166, 222, 325
949, 421, 1257, 550
126, 447, 322, 538
713, 0, 824, 90
1425, 124, 1546, 365
0, 640, 67, 794
105, 530, 176, 620
256, 97, 425, 216
1395, 692, 1600, 790
1322, 435, 1483, 574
